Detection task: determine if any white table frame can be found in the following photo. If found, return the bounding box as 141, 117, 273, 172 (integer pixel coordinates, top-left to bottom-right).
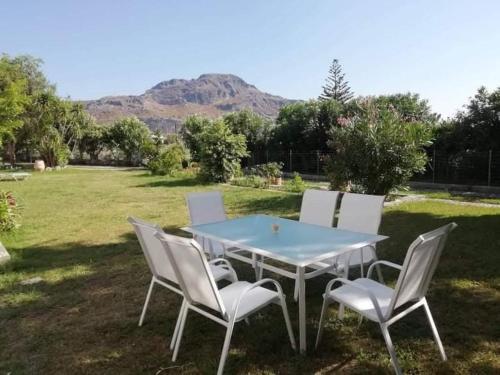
183, 215, 387, 354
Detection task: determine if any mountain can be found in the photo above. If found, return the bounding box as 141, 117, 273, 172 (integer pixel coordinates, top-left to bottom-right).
83, 74, 294, 132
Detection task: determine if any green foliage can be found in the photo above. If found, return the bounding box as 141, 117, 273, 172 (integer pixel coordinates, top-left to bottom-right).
198, 120, 248, 182
0, 191, 19, 231
78, 123, 108, 162
319, 59, 354, 103
272, 99, 345, 152
107, 117, 151, 165
285, 172, 306, 193
371, 93, 440, 125
223, 109, 273, 152
0, 58, 29, 143
252, 162, 283, 179
326, 99, 433, 195
230, 175, 268, 189
180, 115, 211, 161
147, 143, 187, 176
434, 86, 500, 153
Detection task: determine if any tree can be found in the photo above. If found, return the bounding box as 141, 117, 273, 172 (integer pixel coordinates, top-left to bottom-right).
271, 99, 345, 152
436, 86, 500, 153
198, 120, 248, 182
78, 123, 108, 163
107, 117, 151, 165
223, 109, 273, 153
180, 115, 211, 161
319, 59, 354, 103
326, 98, 432, 194
0, 59, 28, 143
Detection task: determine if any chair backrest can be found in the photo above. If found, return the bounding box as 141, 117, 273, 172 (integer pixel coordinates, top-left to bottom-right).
128, 217, 178, 284
337, 193, 385, 234
299, 189, 339, 227
186, 191, 227, 225
155, 231, 227, 318
388, 223, 457, 314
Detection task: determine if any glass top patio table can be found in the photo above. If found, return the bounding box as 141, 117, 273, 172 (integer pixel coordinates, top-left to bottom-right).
183, 214, 388, 267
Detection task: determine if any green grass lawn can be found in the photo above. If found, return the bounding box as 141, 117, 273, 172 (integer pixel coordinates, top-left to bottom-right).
1, 169, 499, 374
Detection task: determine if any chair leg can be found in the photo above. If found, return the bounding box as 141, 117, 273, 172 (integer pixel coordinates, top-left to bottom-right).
315, 297, 330, 349
293, 267, 299, 302
422, 299, 447, 361
371, 248, 385, 284
138, 277, 155, 327
170, 299, 186, 350
258, 256, 264, 280
172, 305, 189, 362
380, 323, 402, 375
217, 321, 236, 375
279, 297, 297, 350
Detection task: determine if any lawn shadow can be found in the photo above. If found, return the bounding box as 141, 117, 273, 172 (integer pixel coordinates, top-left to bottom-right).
2, 204, 499, 374
135, 175, 205, 188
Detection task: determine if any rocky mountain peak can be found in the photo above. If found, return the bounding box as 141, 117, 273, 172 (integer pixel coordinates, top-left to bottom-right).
84, 74, 295, 133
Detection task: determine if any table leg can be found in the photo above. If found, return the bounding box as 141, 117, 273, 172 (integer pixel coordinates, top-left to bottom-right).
298, 266, 306, 354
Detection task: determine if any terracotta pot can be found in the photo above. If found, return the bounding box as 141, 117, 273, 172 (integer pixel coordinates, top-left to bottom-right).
269, 176, 282, 185
34, 160, 45, 172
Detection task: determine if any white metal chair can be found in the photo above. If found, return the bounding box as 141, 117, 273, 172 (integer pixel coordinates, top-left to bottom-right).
291, 189, 340, 299
128, 217, 237, 349
156, 231, 296, 375
316, 223, 457, 375
334, 192, 385, 279
256, 189, 339, 300
186, 191, 227, 259
299, 189, 339, 227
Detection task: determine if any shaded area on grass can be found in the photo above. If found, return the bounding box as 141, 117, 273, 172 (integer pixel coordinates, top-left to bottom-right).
0, 170, 499, 374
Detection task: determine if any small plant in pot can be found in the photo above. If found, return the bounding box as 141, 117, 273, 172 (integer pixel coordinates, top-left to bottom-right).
257, 162, 283, 185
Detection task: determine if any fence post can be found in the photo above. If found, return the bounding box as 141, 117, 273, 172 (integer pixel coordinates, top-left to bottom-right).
488, 150, 492, 186
316, 150, 320, 175
289, 149, 293, 172
432, 148, 436, 184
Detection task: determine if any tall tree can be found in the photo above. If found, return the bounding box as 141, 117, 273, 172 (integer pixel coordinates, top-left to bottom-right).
319, 59, 354, 103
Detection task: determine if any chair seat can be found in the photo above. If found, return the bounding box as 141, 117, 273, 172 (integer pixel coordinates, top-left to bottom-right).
210, 264, 233, 282
327, 278, 394, 322
311, 247, 376, 274
220, 281, 279, 321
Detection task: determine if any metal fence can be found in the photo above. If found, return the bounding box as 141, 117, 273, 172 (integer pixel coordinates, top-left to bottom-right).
247, 149, 500, 187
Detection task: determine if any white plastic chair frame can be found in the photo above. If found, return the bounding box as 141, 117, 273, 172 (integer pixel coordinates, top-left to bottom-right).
156, 231, 296, 375
255, 189, 340, 300
128, 217, 237, 350
186, 191, 258, 273
335, 192, 385, 279
315, 223, 457, 375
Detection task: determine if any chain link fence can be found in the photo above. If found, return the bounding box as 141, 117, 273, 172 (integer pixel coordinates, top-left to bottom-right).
247, 149, 500, 187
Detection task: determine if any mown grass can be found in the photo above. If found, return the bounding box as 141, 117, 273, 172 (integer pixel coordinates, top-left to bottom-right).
0, 168, 499, 374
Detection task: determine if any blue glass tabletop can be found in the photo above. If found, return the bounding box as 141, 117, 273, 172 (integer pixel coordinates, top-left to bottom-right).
183, 214, 387, 267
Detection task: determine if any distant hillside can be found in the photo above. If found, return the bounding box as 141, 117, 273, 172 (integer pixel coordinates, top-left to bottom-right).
83, 74, 295, 132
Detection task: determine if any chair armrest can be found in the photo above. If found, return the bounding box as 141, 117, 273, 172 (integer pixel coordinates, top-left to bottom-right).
324, 277, 385, 322
229, 278, 285, 321
208, 258, 238, 282
367, 260, 402, 280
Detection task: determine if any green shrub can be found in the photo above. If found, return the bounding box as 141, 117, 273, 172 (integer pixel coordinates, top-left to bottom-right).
285, 173, 306, 193
230, 175, 268, 189
198, 120, 248, 182
148, 143, 186, 176
326, 99, 432, 195
56, 145, 71, 167
253, 162, 283, 179
0, 191, 19, 231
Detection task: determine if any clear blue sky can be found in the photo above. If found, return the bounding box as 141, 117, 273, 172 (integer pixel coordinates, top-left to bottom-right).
1, 0, 499, 118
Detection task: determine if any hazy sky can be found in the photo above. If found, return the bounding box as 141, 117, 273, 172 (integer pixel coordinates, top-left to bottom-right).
2, 0, 499, 118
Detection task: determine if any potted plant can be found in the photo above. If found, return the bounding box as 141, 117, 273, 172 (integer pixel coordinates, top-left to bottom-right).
259, 162, 283, 185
